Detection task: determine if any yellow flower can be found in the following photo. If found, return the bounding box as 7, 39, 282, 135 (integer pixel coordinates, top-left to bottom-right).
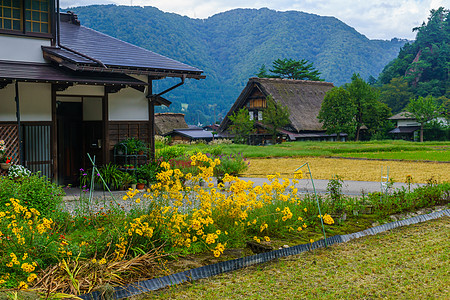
264, 236, 270, 242
135, 198, 141, 204
309, 239, 314, 243
27, 273, 37, 283
91, 258, 97, 264
98, 258, 107, 265
216, 230, 221, 235
293, 170, 303, 179
304, 208, 307, 212
18, 281, 28, 290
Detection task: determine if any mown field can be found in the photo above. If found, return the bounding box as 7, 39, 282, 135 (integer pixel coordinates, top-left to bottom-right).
143, 217, 450, 300
243, 157, 449, 183
183, 140, 450, 160
176, 140, 450, 183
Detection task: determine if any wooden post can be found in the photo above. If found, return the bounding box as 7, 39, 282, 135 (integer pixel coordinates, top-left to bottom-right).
147, 78, 155, 161
103, 89, 110, 164
51, 84, 58, 181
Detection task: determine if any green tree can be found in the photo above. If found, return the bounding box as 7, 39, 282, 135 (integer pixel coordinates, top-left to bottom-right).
347, 74, 380, 141
267, 58, 323, 81
256, 64, 269, 78
406, 95, 444, 142
318, 87, 356, 140
378, 77, 415, 114
261, 95, 291, 143
228, 107, 254, 144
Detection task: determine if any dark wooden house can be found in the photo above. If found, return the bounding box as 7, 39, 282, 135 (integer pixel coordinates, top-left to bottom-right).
219, 77, 344, 144
0, 2, 204, 184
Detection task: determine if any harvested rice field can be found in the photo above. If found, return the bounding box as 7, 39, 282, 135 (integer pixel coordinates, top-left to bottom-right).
242, 157, 450, 183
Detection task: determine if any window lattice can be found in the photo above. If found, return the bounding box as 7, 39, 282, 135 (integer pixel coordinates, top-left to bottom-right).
0, 0, 50, 33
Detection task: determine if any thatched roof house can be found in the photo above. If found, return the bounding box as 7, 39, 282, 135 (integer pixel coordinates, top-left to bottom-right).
154, 113, 189, 135
219, 78, 342, 143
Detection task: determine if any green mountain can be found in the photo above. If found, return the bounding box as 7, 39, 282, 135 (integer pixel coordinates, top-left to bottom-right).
377, 7, 449, 114
68, 5, 407, 124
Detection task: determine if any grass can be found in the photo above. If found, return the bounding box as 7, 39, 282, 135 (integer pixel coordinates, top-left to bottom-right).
171, 140, 450, 162
336, 150, 450, 161
141, 217, 450, 299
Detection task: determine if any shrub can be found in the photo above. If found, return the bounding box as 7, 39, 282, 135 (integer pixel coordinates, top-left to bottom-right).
156, 146, 186, 161
0, 174, 64, 215
136, 162, 162, 184
367, 181, 450, 217
213, 153, 249, 180
80, 164, 127, 190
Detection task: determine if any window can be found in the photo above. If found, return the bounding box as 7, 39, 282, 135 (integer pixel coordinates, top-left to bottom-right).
1, 0, 22, 31
0, 0, 50, 34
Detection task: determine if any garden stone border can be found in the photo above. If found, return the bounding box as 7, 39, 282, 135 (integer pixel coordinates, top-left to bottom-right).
80, 209, 450, 300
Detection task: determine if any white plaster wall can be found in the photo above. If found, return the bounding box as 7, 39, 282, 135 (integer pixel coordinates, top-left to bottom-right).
0, 35, 50, 63
56, 85, 105, 96
0, 82, 51, 121
0, 84, 16, 121
398, 119, 420, 127
20, 82, 52, 121
109, 87, 148, 121
83, 97, 103, 121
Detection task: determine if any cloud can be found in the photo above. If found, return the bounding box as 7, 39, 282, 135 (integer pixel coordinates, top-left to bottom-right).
62, 0, 446, 40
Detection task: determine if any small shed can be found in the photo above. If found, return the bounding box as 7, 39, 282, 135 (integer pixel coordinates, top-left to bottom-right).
165, 128, 215, 143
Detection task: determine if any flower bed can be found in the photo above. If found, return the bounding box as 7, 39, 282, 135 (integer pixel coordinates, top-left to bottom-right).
0, 152, 448, 296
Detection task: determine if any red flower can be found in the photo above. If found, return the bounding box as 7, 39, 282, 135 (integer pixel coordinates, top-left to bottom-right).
5, 157, 11, 163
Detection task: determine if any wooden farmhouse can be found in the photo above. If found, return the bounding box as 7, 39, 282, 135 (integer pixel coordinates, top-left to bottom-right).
219, 77, 345, 144
0, 1, 204, 184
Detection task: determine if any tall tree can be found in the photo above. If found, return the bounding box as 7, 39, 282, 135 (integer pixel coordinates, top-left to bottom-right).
378, 77, 415, 114
318, 87, 356, 140
319, 74, 391, 141
261, 95, 291, 143
257, 58, 323, 81
347, 74, 379, 141
228, 107, 254, 144
406, 95, 444, 142
256, 64, 269, 78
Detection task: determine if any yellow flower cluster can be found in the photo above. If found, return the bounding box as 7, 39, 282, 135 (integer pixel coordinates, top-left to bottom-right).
322, 214, 335, 225
127, 217, 154, 238
120, 153, 335, 258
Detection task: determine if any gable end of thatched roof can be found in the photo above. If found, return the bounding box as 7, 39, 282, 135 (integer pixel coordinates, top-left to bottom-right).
155, 113, 189, 135
219, 77, 334, 132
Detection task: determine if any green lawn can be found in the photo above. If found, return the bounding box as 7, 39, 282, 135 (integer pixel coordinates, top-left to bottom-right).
142, 217, 450, 299
172, 140, 450, 161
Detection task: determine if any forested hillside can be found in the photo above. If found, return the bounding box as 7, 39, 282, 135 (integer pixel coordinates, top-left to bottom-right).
68, 5, 406, 124
377, 7, 449, 114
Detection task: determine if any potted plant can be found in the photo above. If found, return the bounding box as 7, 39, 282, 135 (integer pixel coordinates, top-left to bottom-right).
119, 138, 147, 155
0, 156, 11, 170
130, 178, 137, 190
136, 179, 146, 190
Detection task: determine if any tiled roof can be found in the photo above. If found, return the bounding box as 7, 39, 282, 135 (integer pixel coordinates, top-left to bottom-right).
42, 17, 204, 78
167, 128, 215, 139
0, 60, 146, 87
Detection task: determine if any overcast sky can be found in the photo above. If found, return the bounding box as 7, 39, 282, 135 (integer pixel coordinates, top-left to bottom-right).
61, 0, 446, 40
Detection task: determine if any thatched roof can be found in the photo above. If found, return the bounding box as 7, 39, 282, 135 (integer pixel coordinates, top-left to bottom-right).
154, 113, 188, 135
388, 111, 415, 120
219, 77, 334, 132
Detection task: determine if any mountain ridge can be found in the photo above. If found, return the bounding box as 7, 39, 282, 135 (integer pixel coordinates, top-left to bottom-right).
68, 5, 407, 124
